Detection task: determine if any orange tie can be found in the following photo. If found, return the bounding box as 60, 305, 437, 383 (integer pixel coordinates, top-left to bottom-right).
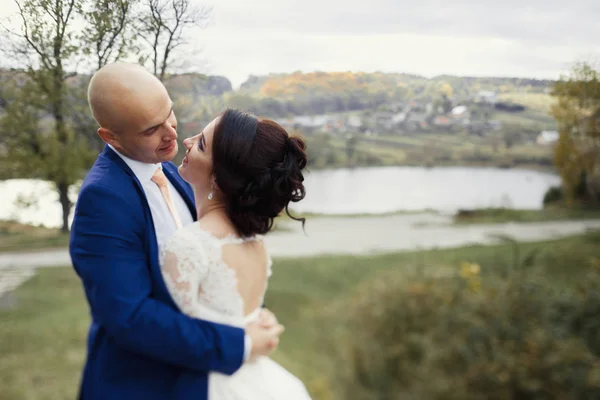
151, 168, 183, 229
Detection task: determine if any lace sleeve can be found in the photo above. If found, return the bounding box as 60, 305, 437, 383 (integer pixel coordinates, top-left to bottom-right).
160, 233, 209, 318
161, 251, 197, 316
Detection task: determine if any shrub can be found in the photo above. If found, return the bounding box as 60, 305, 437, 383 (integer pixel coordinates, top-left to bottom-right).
543, 186, 563, 206
327, 265, 600, 399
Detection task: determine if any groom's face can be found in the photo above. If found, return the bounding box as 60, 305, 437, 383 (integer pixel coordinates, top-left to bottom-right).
107, 91, 179, 164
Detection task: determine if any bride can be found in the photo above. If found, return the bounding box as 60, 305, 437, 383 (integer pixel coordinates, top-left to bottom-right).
159, 108, 312, 399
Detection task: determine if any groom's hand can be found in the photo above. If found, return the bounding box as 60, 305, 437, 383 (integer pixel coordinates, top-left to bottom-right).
258, 308, 279, 328
246, 319, 284, 360
257, 308, 281, 353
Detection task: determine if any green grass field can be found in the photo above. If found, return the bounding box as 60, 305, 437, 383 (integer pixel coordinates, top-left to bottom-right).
2, 232, 600, 399
0, 221, 69, 253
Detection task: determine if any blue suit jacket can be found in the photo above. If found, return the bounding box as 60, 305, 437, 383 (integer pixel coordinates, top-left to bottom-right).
70, 145, 244, 400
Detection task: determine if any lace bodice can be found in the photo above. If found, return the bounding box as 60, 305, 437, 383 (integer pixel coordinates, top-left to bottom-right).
159, 223, 272, 327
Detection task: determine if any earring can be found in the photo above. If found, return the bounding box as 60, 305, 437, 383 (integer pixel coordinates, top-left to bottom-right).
208, 191, 213, 200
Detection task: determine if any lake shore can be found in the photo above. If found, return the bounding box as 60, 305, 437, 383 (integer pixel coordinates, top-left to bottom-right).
1, 166, 560, 228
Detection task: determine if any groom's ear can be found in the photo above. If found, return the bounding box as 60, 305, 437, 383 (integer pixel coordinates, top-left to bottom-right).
98, 127, 117, 146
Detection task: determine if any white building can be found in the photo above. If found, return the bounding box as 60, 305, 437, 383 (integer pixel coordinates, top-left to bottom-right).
537, 130, 559, 145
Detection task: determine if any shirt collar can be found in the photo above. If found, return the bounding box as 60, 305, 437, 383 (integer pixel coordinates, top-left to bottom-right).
108, 144, 161, 183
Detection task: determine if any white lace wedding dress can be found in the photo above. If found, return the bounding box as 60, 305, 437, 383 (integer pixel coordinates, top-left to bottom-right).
159, 222, 312, 400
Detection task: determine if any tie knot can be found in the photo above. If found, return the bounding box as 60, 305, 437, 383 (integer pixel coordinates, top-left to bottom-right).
151, 168, 168, 188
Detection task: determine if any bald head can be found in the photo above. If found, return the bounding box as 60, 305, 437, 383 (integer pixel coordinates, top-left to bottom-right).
89, 63, 179, 164
88, 63, 170, 133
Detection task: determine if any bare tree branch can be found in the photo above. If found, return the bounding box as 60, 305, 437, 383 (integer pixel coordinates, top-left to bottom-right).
14, 0, 53, 70
59, 0, 77, 43
43, 1, 59, 25
81, 0, 136, 70
138, 0, 212, 81
96, 1, 129, 67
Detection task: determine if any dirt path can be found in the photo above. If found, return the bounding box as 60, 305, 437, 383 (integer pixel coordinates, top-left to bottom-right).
2, 214, 600, 268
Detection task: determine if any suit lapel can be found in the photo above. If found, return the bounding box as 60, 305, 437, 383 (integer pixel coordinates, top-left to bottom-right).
102, 145, 147, 198
102, 145, 169, 289
99, 146, 185, 309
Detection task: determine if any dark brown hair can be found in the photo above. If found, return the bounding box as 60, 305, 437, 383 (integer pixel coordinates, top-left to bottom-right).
212, 108, 307, 237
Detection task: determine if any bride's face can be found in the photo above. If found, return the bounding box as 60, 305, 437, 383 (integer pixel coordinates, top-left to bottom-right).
179, 117, 218, 188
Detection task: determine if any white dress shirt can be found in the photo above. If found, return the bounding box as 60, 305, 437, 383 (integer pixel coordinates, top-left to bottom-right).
109, 145, 251, 361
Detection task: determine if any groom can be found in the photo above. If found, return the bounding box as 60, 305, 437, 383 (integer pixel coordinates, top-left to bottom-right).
69, 63, 283, 400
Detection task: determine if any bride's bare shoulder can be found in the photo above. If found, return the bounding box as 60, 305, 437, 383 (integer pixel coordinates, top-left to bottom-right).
196, 215, 238, 241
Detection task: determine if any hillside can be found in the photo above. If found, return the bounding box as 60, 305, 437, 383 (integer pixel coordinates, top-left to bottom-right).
239, 72, 553, 100
0, 68, 555, 117
0, 68, 559, 172
213, 71, 555, 122
0, 69, 233, 101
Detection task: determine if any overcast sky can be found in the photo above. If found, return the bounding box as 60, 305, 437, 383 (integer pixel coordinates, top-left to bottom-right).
2, 0, 599, 87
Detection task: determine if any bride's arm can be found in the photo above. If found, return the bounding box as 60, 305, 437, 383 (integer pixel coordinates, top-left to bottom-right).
161, 243, 253, 362
160, 249, 203, 318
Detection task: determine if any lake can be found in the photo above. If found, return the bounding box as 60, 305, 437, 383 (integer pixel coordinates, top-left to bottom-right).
0, 166, 561, 228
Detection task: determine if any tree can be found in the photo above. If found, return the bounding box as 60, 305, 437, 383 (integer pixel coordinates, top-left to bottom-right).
139, 0, 212, 81
440, 82, 453, 98
76, 0, 138, 152
346, 135, 359, 167
551, 62, 600, 203
0, 0, 89, 232
81, 0, 138, 70
0, 0, 136, 232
